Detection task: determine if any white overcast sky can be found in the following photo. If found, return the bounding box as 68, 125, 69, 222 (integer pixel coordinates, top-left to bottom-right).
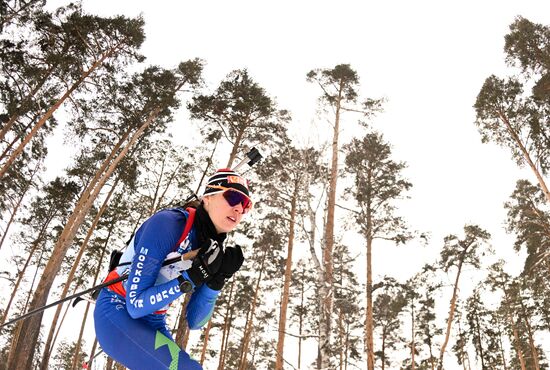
46, 0, 549, 279
36, 1, 550, 368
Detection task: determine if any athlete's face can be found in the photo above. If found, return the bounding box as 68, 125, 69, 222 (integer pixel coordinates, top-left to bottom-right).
203, 192, 246, 233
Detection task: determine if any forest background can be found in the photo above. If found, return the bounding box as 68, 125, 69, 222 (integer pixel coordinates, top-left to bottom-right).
1, 0, 550, 369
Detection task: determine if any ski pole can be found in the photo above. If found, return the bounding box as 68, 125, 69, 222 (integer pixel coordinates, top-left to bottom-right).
0, 255, 182, 330
83, 348, 104, 369
233, 147, 263, 172
184, 147, 263, 204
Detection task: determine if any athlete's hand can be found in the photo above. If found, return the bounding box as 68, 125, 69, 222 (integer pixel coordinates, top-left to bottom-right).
181, 239, 224, 288
207, 245, 244, 290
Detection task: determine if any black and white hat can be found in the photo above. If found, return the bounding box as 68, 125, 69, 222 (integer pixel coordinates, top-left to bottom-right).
203, 168, 250, 197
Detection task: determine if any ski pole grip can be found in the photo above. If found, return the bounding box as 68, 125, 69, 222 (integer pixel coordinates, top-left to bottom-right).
233, 147, 263, 171
246, 147, 262, 167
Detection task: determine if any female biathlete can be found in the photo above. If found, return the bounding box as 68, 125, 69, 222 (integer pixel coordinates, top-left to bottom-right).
93, 169, 251, 369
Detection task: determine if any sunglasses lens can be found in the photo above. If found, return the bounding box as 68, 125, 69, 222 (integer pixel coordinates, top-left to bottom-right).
223, 190, 252, 212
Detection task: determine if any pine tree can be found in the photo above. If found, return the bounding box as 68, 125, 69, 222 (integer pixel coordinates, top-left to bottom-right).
333, 243, 363, 370
7, 60, 203, 369
344, 130, 412, 369
463, 288, 507, 368
288, 260, 319, 369
373, 277, 406, 370
401, 266, 439, 370
307, 63, 383, 369
188, 68, 289, 168
437, 225, 491, 370
256, 141, 322, 369
0, 3, 146, 179
486, 261, 528, 370
474, 17, 550, 204
505, 179, 550, 279
0, 177, 79, 327
50, 339, 87, 370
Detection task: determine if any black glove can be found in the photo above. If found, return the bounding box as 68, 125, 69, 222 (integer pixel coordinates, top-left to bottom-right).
207, 245, 244, 290
181, 239, 224, 290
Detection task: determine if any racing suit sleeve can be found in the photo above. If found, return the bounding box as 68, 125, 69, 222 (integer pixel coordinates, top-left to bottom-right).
186, 284, 220, 329
125, 210, 185, 319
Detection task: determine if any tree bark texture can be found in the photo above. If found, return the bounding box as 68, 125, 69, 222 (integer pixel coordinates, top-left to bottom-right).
40, 180, 117, 370
275, 188, 298, 369
437, 258, 465, 370
320, 98, 341, 369
218, 281, 235, 370
238, 248, 268, 370
498, 111, 550, 205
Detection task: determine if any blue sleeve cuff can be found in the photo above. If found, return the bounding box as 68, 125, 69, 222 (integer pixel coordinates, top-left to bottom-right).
180, 270, 196, 290
186, 284, 220, 329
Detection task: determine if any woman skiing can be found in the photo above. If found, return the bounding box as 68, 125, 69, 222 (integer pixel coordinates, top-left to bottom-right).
94, 168, 251, 369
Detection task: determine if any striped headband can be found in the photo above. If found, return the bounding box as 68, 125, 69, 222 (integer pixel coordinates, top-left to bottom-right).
203, 168, 250, 197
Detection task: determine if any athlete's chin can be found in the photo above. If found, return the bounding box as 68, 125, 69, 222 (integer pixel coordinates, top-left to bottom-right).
219, 219, 240, 233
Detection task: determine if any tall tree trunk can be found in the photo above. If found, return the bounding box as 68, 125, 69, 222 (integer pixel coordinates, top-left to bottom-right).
69, 302, 92, 370
226, 128, 245, 169
0, 216, 52, 326
365, 232, 375, 370
498, 329, 508, 370
154, 157, 186, 213
238, 248, 267, 370
238, 300, 254, 369
473, 312, 485, 369
338, 309, 344, 370
305, 201, 326, 370
7, 105, 162, 370
105, 356, 114, 370
438, 258, 465, 370
70, 225, 112, 370
40, 180, 118, 370
458, 323, 467, 370
297, 278, 305, 370
50, 284, 80, 359
275, 187, 298, 369
5, 118, 129, 361
199, 318, 213, 365
521, 312, 541, 370
175, 294, 191, 348
23, 246, 46, 314
6, 246, 46, 368
429, 340, 435, 370
40, 180, 117, 368
345, 321, 350, 370
0, 111, 40, 163
320, 97, 341, 369
218, 281, 235, 370
149, 156, 166, 215
87, 338, 99, 369
381, 327, 386, 370
0, 170, 33, 251
0, 40, 125, 179
498, 111, 550, 204
467, 355, 473, 370
410, 302, 416, 370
